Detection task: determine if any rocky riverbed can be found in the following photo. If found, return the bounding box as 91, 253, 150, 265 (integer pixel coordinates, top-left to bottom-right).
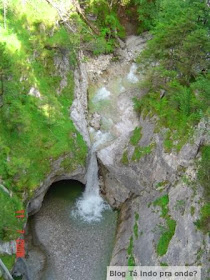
25, 180, 117, 280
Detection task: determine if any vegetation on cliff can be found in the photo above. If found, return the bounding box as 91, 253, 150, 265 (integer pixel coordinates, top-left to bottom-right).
134, 0, 209, 152
0, 0, 88, 241
0, 0, 209, 269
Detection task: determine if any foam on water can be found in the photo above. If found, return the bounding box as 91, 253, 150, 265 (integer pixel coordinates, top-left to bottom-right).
92, 130, 114, 151
92, 87, 111, 103
71, 148, 110, 223
72, 194, 110, 223
127, 63, 139, 83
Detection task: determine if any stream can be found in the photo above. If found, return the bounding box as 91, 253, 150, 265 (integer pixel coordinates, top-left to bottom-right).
26, 61, 141, 280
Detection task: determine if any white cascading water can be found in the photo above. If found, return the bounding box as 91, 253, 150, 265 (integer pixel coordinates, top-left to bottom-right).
72, 147, 110, 222
127, 63, 139, 83
72, 63, 139, 222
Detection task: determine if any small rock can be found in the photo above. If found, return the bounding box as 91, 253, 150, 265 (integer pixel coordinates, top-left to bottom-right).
86, 14, 97, 21
28, 87, 41, 98
89, 112, 101, 130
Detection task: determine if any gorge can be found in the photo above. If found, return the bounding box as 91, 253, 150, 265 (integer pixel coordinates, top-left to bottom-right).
0, 1, 209, 280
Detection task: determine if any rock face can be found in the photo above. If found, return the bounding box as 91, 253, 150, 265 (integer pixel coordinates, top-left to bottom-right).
83, 35, 209, 278
11, 33, 209, 279
28, 49, 90, 216
27, 158, 86, 216
70, 51, 91, 147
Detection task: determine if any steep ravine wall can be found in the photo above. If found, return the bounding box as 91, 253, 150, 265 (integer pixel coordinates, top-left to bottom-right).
84, 36, 210, 278
67, 33, 210, 279
0, 44, 89, 278
1, 33, 209, 280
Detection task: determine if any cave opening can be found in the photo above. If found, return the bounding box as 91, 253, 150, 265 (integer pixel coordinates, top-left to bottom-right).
24, 179, 117, 280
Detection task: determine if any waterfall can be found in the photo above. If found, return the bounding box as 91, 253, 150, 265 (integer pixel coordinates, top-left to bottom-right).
72, 148, 109, 222
127, 63, 139, 83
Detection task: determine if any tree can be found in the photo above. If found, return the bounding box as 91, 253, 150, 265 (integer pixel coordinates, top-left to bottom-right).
139, 0, 209, 87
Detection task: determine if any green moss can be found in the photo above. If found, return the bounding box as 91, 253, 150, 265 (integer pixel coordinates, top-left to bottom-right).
160, 262, 168, 266
130, 127, 142, 146
127, 236, 135, 267
131, 142, 155, 161
153, 195, 169, 218
133, 86, 205, 153
0, 0, 88, 241
194, 203, 210, 234
127, 235, 134, 256
153, 195, 177, 256
157, 218, 176, 256
133, 212, 139, 239
195, 247, 205, 262
133, 223, 138, 239
0, 254, 16, 271
191, 206, 195, 216
0, 190, 25, 241
121, 150, 129, 165
127, 213, 140, 269
128, 255, 135, 267
155, 181, 169, 191
133, 0, 209, 153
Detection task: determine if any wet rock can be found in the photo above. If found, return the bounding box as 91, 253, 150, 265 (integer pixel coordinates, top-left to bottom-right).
89, 112, 101, 130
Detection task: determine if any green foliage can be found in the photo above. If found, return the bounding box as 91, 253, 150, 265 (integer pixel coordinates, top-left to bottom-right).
0, 190, 25, 241
194, 203, 210, 234
92, 37, 115, 55
153, 195, 177, 256
82, 0, 126, 55
131, 143, 155, 161
0, 254, 16, 271
88, 0, 125, 37
127, 212, 139, 272
197, 146, 210, 199
127, 235, 134, 255
0, 0, 87, 240
130, 126, 142, 146
140, 0, 209, 81
153, 195, 169, 217
134, 0, 209, 152
122, 126, 155, 163
134, 81, 206, 152
135, 0, 160, 32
